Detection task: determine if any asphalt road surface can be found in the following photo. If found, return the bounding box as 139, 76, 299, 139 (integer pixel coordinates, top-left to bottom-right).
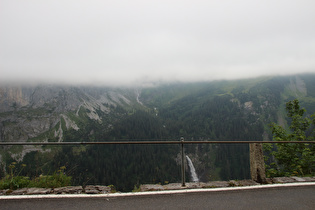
1, 183, 314, 210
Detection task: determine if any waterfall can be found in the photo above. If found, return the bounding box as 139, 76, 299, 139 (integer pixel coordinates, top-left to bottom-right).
186, 155, 199, 182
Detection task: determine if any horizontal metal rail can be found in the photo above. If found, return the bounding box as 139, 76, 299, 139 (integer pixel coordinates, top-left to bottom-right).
1, 140, 315, 146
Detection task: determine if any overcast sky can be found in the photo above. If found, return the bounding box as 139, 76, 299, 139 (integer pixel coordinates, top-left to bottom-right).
1, 0, 315, 86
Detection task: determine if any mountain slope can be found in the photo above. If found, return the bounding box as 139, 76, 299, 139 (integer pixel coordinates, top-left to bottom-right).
1, 73, 314, 191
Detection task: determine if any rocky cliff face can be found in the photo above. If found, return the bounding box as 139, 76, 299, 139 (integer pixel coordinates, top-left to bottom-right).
0, 85, 140, 143
0, 86, 32, 112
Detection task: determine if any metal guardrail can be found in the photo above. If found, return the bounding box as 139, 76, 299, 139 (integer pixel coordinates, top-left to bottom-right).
1, 139, 315, 187
1, 140, 315, 145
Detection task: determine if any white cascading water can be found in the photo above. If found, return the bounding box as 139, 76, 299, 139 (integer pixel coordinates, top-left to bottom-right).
186, 155, 199, 182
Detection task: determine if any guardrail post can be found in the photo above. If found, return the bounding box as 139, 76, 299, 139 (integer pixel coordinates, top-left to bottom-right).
249, 143, 267, 184
181, 137, 186, 187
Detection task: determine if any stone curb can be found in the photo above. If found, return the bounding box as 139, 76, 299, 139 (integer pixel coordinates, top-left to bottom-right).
1, 176, 314, 195
140, 176, 315, 192
0, 185, 112, 196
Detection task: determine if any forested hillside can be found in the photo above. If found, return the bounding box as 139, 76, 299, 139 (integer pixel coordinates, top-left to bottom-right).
1, 74, 315, 191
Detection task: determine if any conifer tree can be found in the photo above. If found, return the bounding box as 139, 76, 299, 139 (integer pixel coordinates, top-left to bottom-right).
266, 99, 315, 176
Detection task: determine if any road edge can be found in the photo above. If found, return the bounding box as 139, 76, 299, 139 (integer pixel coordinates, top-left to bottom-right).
1, 182, 314, 200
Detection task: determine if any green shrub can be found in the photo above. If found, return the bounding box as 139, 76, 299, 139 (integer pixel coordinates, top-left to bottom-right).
0, 164, 72, 190
108, 184, 116, 193
31, 173, 71, 188
0, 175, 31, 190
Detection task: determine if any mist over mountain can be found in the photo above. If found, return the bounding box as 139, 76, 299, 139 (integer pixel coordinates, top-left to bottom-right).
0, 73, 314, 191
2, 1, 315, 86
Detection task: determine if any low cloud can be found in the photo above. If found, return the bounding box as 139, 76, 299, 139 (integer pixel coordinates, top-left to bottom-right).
1, 0, 315, 86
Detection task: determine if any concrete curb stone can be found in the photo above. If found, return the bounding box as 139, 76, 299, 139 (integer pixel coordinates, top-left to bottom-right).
1, 176, 315, 195
53, 186, 83, 194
